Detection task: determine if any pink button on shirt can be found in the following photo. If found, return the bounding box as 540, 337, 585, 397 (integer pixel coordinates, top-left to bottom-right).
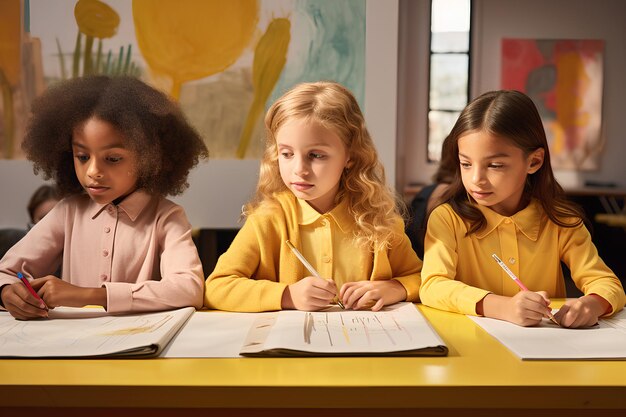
0, 190, 204, 313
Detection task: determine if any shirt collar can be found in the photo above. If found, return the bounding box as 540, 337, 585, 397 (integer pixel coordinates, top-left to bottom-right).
90, 190, 153, 222
474, 199, 542, 241
296, 198, 352, 233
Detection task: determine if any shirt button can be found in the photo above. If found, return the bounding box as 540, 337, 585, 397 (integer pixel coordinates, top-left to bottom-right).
321, 219, 329, 226
104, 227, 111, 233
107, 206, 115, 214
100, 274, 108, 280
504, 218, 512, 224
322, 256, 332, 263
102, 250, 109, 257
509, 257, 516, 264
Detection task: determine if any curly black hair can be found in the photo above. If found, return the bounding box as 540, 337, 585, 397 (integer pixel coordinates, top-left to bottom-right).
22, 76, 209, 197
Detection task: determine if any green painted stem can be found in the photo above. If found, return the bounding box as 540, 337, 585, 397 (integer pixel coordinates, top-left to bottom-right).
72, 31, 82, 78
55, 37, 67, 79
83, 35, 94, 75
95, 39, 103, 74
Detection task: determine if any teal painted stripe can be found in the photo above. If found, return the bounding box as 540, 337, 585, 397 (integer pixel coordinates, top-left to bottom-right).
25, 0, 30, 33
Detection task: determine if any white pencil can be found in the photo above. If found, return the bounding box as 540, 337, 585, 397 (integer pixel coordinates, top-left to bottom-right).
286, 240, 345, 309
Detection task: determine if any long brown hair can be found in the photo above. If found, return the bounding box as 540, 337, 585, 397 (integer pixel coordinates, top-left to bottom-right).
440, 90, 585, 235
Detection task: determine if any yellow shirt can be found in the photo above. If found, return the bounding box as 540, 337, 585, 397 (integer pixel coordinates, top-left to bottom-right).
298, 198, 371, 288
204, 192, 422, 312
420, 200, 625, 316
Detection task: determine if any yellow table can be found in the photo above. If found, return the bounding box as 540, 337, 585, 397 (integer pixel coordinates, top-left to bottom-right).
1, 303, 625, 416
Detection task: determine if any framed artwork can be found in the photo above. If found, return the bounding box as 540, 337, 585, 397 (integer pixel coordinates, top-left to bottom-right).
502, 38, 605, 170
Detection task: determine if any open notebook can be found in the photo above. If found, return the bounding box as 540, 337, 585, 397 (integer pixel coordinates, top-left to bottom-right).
0, 306, 194, 358
239, 302, 448, 357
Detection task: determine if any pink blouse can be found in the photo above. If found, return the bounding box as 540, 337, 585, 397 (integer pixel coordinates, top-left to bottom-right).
0, 190, 204, 313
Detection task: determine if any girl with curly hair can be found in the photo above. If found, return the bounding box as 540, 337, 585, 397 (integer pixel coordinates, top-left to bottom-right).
420, 90, 625, 328
0, 76, 209, 320
205, 81, 421, 312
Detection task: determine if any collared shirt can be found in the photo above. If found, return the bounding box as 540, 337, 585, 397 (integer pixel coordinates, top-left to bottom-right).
0, 191, 204, 313
298, 198, 371, 288
420, 200, 625, 316
205, 192, 422, 312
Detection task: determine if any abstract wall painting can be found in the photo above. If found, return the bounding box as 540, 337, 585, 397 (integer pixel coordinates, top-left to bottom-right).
502, 39, 604, 170
0, 0, 365, 160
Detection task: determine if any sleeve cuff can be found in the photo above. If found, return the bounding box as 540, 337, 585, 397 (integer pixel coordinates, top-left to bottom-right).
261, 282, 289, 311
393, 275, 421, 302
102, 282, 133, 313
590, 291, 626, 317
461, 288, 492, 316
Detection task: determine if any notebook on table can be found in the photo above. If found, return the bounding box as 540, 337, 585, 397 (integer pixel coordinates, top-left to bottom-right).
239, 302, 448, 357
0, 306, 194, 358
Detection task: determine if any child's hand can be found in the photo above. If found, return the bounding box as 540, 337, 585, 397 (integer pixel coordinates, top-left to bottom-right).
554, 294, 610, 328
504, 291, 554, 326
1, 281, 49, 320
481, 290, 551, 327
281, 276, 338, 311
339, 280, 406, 311
31, 276, 106, 309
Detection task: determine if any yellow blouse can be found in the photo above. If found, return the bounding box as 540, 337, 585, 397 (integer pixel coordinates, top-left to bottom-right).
420, 200, 625, 316
298, 198, 371, 288
204, 192, 422, 312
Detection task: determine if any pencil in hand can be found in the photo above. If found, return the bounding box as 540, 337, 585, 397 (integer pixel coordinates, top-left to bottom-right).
285, 240, 345, 309
17, 272, 48, 310
491, 254, 559, 326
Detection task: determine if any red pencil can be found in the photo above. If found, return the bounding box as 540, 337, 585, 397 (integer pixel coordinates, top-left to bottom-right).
17, 272, 47, 307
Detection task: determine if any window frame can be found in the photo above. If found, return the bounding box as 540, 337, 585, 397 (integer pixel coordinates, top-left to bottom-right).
426, 0, 473, 163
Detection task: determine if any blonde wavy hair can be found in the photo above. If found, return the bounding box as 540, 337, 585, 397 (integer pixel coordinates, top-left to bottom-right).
245, 81, 403, 251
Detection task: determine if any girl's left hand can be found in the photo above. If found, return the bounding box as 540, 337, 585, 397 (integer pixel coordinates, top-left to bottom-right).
339, 280, 406, 311
554, 294, 611, 328
30, 276, 107, 309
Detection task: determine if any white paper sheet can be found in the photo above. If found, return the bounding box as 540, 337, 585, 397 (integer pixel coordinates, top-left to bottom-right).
161, 311, 257, 358
0, 307, 194, 358
469, 309, 626, 360
47, 306, 109, 318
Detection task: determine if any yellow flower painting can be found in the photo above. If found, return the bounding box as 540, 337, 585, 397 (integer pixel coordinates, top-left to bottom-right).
3, 0, 365, 160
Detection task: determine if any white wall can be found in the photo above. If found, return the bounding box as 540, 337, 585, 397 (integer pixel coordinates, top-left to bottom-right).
400, 0, 626, 190
397, 0, 431, 191
366, 0, 399, 187
0, 158, 262, 229
0, 0, 399, 229
0, 161, 53, 228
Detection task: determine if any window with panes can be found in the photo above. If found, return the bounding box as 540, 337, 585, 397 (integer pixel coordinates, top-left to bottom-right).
427, 0, 471, 162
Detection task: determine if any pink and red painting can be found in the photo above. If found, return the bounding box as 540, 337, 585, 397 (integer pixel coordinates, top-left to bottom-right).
502, 39, 604, 170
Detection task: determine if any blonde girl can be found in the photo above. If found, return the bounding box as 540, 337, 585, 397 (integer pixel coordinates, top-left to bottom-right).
205, 81, 421, 312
